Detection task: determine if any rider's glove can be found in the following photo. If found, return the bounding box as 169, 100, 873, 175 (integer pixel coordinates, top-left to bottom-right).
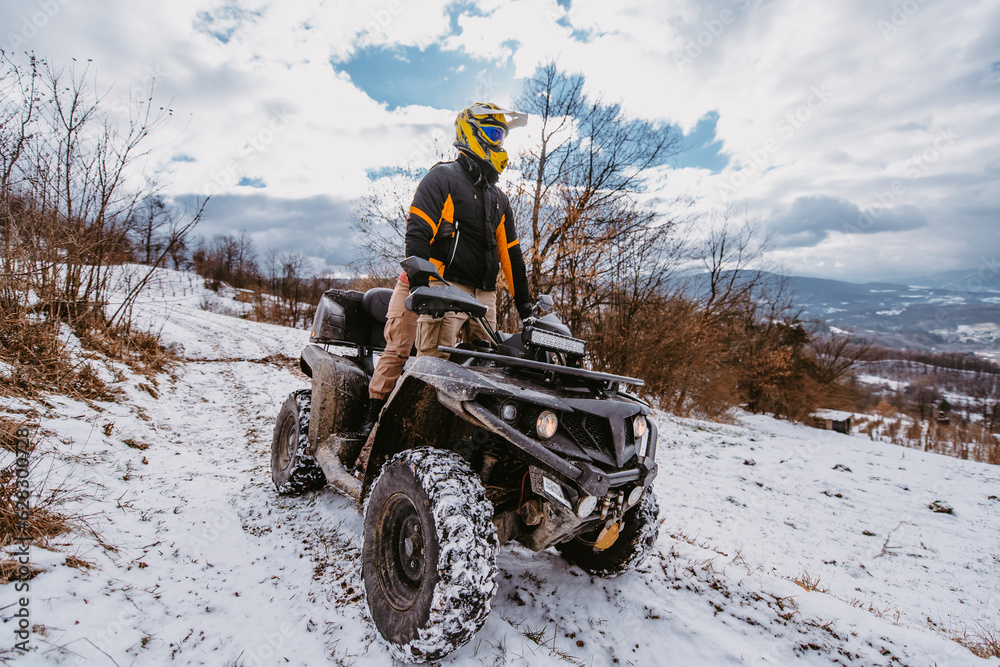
517, 301, 533, 320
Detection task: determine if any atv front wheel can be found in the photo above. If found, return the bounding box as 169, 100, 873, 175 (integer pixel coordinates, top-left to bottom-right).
270, 390, 326, 495
557, 488, 660, 578
363, 448, 498, 663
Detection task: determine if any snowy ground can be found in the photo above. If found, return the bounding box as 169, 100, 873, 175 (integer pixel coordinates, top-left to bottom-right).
3, 268, 999, 666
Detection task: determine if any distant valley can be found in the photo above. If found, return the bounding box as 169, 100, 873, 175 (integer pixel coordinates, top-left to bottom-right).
785, 269, 1000, 352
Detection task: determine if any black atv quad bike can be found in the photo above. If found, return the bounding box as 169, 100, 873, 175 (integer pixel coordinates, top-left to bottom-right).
270, 258, 660, 662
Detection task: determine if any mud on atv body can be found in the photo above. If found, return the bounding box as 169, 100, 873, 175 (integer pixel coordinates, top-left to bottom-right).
271, 264, 659, 662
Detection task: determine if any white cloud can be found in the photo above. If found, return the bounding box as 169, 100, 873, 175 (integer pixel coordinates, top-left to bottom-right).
2, 0, 997, 280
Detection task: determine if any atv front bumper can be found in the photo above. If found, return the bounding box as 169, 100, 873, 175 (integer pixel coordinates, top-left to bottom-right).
463, 401, 658, 499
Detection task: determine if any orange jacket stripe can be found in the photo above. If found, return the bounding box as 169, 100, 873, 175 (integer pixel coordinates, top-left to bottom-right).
434, 195, 455, 243
410, 205, 438, 236
441, 194, 454, 224
495, 217, 516, 293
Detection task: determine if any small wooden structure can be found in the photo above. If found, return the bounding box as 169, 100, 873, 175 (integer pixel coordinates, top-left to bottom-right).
812, 409, 853, 434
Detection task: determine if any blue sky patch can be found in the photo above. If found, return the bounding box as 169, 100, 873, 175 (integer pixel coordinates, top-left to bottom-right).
336, 44, 516, 111
364, 166, 427, 181
194, 6, 258, 44
673, 111, 729, 173
445, 0, 486, 34
238, 177, 266, 188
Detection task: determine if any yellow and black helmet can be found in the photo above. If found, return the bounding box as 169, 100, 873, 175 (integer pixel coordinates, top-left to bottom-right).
454, 103, 527, 177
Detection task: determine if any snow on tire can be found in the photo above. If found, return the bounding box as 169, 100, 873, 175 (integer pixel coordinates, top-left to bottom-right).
557, 488, 660, 578
270, 389, 325, 495
362, 447, 498, 663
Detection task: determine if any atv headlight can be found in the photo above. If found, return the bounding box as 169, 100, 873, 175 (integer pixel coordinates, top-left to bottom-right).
627, 485, 644, 508
500, 400, 519, 423
577, 494, 598, 518
524, 328, 587, 356
636, 417, 650, 458
535, 410, 558, 440
633, 415, 647, 439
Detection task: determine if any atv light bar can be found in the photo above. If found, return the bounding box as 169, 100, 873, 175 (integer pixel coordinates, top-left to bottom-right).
524, 327, 587, 356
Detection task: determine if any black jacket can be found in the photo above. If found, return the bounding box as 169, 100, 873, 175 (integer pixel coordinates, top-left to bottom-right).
405, 152, 531, 317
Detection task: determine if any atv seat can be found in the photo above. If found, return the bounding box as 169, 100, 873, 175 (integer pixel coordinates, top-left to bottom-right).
309, 288, 387, 351
362, 288, 393, 349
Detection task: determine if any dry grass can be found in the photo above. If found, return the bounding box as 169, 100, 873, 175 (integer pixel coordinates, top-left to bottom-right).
950, 624, 1000, 659
0, 417, 31, 453
0, 313, 117, 401
793, 571, 830, 593
75, 322, 175, 381
1, 302, 176, 403
1, 462, 73, 548
0, 559, 43, 584
122, 437, 150, 451
63, 555, 96, 570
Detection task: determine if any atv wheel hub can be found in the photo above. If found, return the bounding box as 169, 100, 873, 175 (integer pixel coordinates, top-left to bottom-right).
375, 493, 427, 611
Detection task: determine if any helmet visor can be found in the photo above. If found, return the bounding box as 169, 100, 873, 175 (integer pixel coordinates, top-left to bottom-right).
481, 125, 506, 144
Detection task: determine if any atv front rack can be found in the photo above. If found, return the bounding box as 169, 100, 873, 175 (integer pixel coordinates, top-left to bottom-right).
438, 346, 644, 388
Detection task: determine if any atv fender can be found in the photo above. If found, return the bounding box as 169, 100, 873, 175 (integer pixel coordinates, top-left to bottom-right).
359, 357, 498, 492
361, 356, 580, 494
300, 344, 367, 449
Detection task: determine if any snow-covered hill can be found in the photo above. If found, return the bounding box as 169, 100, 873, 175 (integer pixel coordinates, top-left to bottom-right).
3, 268, 998, 666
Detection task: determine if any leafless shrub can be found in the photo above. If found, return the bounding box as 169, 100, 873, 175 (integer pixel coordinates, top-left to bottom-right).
1, 53, 198, 398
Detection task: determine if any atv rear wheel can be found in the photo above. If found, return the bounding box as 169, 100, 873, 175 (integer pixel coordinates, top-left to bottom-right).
557, 488, 660, 578
363, 448, 498, 663
271, 390, 326, 495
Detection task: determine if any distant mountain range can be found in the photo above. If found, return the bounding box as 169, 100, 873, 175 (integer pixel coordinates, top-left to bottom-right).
783, 270, 1000, 351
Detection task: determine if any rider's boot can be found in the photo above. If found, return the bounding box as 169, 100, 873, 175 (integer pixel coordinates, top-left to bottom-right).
354, 397, 386, 474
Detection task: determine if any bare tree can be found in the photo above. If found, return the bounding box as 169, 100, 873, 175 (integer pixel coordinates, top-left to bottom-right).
131, 195, 169, 265
696, 206, 787, 322
512, 62, 686, 331
811, 333, 871, 385
349, 173, 416, 286
349, 137, 453, 287
1, 53, 202, 330
234, 228, 257, 284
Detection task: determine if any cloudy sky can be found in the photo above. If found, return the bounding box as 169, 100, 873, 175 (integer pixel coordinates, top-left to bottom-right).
3, 0, 998, 282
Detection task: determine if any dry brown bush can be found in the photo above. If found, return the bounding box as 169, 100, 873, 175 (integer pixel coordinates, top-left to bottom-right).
75, 321, 175, 381
0, 417, 30, 453
0, 313, 117, 401
0, 463, 71, 548
951, 624, 1000, 659
0, 559, 43, 584
623, 297, 739, 418
875, 399, 897, 417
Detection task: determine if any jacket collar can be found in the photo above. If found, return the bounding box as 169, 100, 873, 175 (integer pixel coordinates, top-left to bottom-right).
457, 151, 499, 186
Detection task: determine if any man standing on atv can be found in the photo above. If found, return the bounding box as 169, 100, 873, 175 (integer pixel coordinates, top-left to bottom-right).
358, 103, 533, 457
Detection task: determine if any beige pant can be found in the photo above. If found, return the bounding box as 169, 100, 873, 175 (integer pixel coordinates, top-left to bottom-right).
368, 279, 418, 400
416, 284, 497, 359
